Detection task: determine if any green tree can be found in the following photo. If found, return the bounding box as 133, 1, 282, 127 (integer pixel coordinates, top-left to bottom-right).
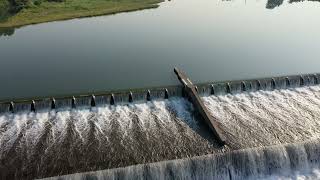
0, 0, 10, 16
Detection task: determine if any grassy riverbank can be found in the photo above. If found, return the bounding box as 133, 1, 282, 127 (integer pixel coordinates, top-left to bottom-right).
0, 0, 162, 28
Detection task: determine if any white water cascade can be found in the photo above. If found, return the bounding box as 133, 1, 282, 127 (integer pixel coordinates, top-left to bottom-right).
2, 84, 320, 179
0, 98, 222, 179
43, 139, 320, 180
203, 85, 320, 149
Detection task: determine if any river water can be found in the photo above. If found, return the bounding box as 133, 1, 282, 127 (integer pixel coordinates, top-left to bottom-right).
0, 0, 320, 100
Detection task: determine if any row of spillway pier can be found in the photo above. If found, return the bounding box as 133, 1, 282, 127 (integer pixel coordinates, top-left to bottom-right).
0, 73, 319, 114
6, 89, 170, 113
232, 74, 318, 93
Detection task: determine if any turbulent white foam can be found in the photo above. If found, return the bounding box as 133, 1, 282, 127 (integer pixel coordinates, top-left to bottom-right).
3, 85, 320, 179
260, 168, 320, 180
203, 85, 320, 148
41, 139, 320, 180
0, 98, 219, 179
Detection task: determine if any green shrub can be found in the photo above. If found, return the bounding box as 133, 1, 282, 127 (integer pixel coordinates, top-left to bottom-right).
1, 0, 64, 16
0, 0, 10, 15
33, 0, 41, 6
47, 0, 65, 2
9, 0, 31, 11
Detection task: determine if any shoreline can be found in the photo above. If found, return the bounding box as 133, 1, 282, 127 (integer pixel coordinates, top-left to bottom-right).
0, 0, 163, 28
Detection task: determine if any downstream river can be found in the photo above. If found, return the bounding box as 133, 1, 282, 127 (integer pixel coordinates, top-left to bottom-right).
0, 0, 320, 100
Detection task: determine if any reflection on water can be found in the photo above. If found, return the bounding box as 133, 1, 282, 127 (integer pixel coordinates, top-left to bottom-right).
266, 0, 284, 9
1, 0, 320, 100
1, 0, 318, 35
0, 28, 15, 37
0, 0, 318, 36
289, 0, 320, 2
267, 0, 320, 9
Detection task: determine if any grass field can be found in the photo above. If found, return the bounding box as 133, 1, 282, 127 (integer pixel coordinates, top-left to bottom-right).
0, 0, 162, 28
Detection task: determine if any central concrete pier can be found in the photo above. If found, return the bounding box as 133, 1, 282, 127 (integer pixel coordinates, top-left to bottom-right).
174, 68, 226, 145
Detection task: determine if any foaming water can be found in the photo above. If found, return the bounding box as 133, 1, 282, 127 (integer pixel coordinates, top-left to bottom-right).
0, 98, 222, 179
3, 85, 320, 179
203, 85, 320, 149
260, 169, 320, 180
42, 139, 320, 180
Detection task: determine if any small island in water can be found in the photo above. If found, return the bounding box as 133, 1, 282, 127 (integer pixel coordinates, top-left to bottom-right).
0, 0, 162, 27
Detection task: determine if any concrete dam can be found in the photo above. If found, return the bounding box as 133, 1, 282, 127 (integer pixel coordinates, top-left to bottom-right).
1, 71, 320, 179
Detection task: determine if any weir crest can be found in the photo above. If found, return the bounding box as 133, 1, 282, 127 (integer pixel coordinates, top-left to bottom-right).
0, 73, 318, 113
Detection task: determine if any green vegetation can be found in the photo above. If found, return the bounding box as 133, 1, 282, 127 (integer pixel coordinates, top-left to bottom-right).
0, 0, 10, 19
0, 0, 162, 27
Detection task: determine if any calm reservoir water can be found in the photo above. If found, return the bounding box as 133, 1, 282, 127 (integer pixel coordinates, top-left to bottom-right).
0, 0, 320, 100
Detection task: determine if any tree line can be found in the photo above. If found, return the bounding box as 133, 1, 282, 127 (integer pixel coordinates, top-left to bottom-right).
0, 0, 63, 20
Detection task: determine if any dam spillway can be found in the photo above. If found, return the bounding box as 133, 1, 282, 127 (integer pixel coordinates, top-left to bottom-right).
0, 98, 223, 179
43, 139, 320, 180
1, 74, 320, 179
